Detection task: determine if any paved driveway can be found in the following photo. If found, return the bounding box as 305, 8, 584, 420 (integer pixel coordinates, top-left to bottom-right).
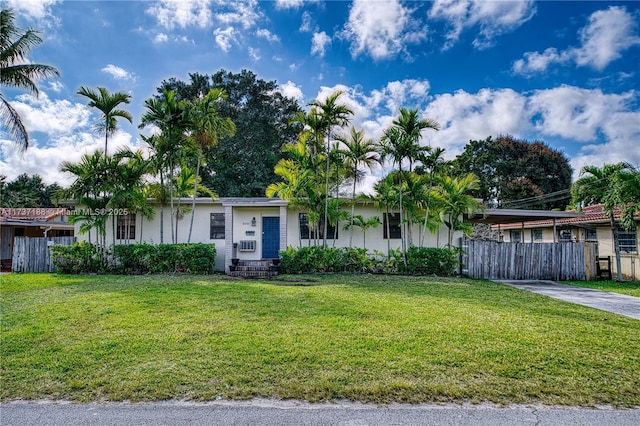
495, 280, 640, 320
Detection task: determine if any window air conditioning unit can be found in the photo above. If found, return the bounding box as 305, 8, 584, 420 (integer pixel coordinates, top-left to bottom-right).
238, 240, 256, 252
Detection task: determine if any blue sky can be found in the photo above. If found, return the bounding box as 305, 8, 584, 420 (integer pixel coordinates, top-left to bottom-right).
1, 0, 639, 190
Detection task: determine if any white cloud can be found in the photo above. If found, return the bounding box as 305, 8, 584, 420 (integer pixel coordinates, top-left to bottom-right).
5, 0, 61, 21
214, 0, 262, 30
48, 81, 64, 93
0, 92, 136, 185
311, 31, 331, 57
146, 0, 213, 30
299, 11, 313, 33
341, 0, 426, 61
154, 33, 169, 43
574, 6, 640, 70
248, 47, 261, 61
514, 6, 640, 74
279, 81, 304, 102
429, 0, 536, 50
214, 26, 237, 52
256, 28, 280, 43
275, 0, 304, 10
101, 64, 135, 81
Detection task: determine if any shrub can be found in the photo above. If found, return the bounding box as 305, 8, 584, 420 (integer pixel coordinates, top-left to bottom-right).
51, 242, 104, 274
55, 243, 216, 275
403, 246, 458, 276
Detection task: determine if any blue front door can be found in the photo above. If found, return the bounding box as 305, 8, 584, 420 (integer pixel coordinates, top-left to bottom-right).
262, 217, 280, 259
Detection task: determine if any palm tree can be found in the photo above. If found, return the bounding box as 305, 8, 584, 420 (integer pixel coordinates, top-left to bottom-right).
77, 86, 132, 156
344, 214, 381, 249
365, 175, 400, 257
336, 127, 380, 247
0, 8, 60, 150
572, 163, 633, 281
380, 108, 440, 261
309, 91, 353, 248
140, 90, 189, 243
416, 147, 447, 246
431, 173, 484, 249
184, 88, 235, 243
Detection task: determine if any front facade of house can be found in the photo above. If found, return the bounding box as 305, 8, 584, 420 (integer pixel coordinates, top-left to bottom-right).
496, 205, 639, 280
72, 197, 459, 273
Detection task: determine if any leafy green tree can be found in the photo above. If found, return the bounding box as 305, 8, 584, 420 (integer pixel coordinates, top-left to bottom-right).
0, 173, 61, 207
336, 127, 380, 247
572, 162, 638, 282
77, 86, 132, 156
158, 69, 303, 197
415, 147, 448, 246
380, 108, 439, 261
0, 8, 59, 150
454, 135, 572, 209
431, 173, 484, 249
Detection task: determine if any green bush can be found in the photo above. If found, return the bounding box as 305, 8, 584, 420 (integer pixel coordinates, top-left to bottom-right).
278, 245, 457, 276
51, 242, 104, 274
403, 246, 458, 276
55, 243, 216, 275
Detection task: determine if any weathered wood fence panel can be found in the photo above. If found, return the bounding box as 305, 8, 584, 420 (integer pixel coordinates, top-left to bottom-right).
462, 239, 597, 281
12, 236, 76, 272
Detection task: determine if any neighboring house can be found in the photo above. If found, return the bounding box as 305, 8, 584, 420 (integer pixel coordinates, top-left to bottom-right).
71, 197, 460, 273
493, 204, 639, 280
0, 208, 75, 270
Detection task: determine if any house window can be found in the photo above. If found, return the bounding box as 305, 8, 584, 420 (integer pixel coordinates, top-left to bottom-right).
383, 213, 401, 239
510, 230, 522, 243
116, 214, 136, 240
618, 226, 637, 254
299, 213, 337, 240
210, 213, 225, 239
531, 229, 543, 241
559, 229, 572, 242
585, 228, 597, 242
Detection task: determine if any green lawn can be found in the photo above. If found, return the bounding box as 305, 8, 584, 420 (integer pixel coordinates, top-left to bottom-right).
2, 273, 639, 406
563, 280, 640, 297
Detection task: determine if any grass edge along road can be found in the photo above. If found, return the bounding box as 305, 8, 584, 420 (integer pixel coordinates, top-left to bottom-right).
2, 273, 639, 406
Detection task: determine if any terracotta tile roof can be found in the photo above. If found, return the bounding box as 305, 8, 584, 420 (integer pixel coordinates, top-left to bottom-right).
0, 208, 69, 223
492, 204, 633, 230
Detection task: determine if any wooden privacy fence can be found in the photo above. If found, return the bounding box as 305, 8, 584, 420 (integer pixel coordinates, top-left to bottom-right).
461, 239, 597, 281
11, 236, 76, 273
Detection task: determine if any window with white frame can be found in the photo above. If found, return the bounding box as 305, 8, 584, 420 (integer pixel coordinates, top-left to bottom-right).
559, 229, 572, 242
510, 230, 522, 243
531, 229, 543, 241
585, 228, 597, 242
617, 226, 637, 253
210, 213, 225, 239
116, 214, 136, 240
383, 213, 401, 239
299, 213, 337, 240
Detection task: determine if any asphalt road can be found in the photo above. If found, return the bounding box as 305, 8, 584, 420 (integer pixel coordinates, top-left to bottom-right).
2, 400, 640, 426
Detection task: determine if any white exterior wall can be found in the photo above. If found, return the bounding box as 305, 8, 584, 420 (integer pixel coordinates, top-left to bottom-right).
74, 198, 464, 273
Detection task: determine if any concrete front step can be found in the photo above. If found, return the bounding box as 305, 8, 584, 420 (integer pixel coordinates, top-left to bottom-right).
228, 260, 278, 278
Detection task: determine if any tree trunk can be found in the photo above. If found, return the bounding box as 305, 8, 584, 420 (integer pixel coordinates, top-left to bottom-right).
611, 216, 623, 281
187, 149, 201, 244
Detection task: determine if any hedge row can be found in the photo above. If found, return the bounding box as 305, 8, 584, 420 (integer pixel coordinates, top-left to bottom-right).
278, 245, 458, 276
51, 242, 216, 275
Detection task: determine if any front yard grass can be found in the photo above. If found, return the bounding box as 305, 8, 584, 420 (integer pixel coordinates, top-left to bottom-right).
1, 273, 639, 406
563, 280, 640, 297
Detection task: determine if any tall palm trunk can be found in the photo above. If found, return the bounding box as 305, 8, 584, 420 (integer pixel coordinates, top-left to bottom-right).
187, 149, 202, 244
610, 216, 623, 281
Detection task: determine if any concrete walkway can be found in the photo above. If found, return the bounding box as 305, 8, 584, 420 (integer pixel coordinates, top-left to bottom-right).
495, 280, 640, 320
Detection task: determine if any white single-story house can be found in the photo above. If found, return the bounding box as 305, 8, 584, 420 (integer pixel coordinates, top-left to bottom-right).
487, 204, 639, 280
71, 197, 462, 273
